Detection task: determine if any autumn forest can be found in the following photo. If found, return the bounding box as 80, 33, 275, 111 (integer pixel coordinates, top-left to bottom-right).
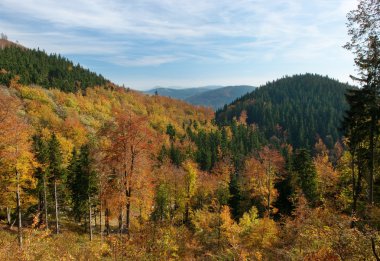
0, 0, 380, 260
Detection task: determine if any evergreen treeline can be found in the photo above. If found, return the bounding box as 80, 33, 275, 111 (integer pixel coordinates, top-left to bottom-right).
215, 74, 353, 149
0, 45, 108, 92
184, 120, 264, 171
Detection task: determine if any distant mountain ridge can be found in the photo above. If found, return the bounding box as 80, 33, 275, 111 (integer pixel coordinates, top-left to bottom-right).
186, 85, 256, 109
145, 85, 256, 110
145, 86, 223, 100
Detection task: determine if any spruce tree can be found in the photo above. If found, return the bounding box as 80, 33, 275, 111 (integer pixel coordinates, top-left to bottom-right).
68, 145, 98, 239
32, 134, 50, 229
292, 149, 319, 206
344, 0, 380, 204
48, 133, 63, 234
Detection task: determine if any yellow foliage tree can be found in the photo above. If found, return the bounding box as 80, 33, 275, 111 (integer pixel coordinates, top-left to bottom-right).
0, 90, 36, 247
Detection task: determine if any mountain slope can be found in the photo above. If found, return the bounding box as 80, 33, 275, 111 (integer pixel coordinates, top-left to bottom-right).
215, 74, 353, 148
0, 41, 109, 92
0, 82, 214, 170
185, 85, 256, 109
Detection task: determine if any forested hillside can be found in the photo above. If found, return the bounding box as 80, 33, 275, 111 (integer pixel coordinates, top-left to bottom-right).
1, 63, 379, 260
3, 76, 378, 260
1, 1, 380, 257
216, 74, 352, 148
0, 43, 109, 92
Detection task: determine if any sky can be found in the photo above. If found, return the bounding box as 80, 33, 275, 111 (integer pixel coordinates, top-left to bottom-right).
0, 0, 358, 90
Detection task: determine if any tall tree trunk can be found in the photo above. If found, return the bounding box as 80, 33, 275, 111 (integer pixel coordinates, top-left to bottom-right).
105, 204, 110, 236
100, 199, 103, 241
125, 150, 135, 232
16, 168, 22, 248
89, 196, 93, 241
217, 205, 221, 249
84, 215, 87, 233
38, 190, 42, 218
94, 209, 97, 229
267, 168, 271, 217
351, 149, 357, 215
353, 166, 364, 220
6, 207, 11, 226
126, 189, 131, 231
118, 208, 123, 235
368, 116, 375, 205
54, 179, 59, 234
43, 174, 49, 230
185, 202, 189, 224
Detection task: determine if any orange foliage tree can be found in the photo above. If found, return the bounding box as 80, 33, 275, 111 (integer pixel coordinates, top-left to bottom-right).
0, 89, 36, 247
101, 108, 153, 232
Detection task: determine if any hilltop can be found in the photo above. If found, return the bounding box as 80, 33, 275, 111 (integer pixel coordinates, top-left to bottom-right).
216, 74, 353, 148
0, 40, 109, 92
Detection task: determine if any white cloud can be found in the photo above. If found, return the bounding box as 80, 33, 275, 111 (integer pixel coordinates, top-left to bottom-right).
0, 0, 358, 87
106, 55, 180, 67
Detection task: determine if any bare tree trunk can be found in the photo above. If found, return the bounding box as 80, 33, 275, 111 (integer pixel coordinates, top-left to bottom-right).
105, 205, 110, 236
89, 196, 93, 241
100, 199, 103, 241
267, 160, 272, 217
354, 167, 363, 213
43, 174, 49, 230
217, 205, 221, 249
125, 150, 135, 232
185, 202, 189, 224
54, 179, 59, 234
16, 168, 22, 248
118, 209, 123, 236
6, 207, 11, 226
126, 188, 131, 232
267, 171, 271, 216
351, 149, 356, 215
368, 118, 375, 205
94, 209, 97, 229
84, 215, 87, 233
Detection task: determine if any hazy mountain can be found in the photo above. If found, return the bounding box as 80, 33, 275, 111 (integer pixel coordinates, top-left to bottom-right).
185, 85, 256, 110
145, 85, 256, 109
144, 85, 222, 100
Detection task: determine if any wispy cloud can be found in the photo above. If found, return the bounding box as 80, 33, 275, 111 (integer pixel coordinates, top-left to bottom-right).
105, 55, 180, 67
0, 0, 358, 87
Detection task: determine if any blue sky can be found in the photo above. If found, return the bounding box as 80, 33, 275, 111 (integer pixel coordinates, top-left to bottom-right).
0, 0, 357, 90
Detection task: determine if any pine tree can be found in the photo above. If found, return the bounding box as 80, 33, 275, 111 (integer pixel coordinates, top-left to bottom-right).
344, 0, 380, 205
48, 133, 63, 234
68, 145, 98, 240
32, 134, 50, 229
68, 148, 82, 221
292, 149, 319, 206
